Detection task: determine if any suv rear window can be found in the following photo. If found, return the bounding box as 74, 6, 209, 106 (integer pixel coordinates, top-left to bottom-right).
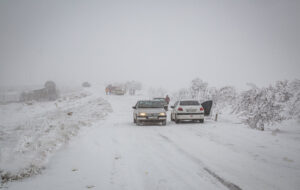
180, 101, 200, 106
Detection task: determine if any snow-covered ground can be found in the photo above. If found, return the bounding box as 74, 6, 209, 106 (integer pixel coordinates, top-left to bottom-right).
0, 86, 112, 183
1, 85, 300, 190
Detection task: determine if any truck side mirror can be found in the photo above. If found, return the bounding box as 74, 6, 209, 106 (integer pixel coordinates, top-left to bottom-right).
132, 106, 136, 109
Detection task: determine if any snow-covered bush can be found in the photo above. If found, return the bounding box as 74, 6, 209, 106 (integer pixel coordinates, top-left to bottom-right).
172, 79, 237, 116
172, 78, 299, 129
208, 86, 237, 115
234, 80, 300, 130
278, 79, 300, 120
234, 83, 286, 130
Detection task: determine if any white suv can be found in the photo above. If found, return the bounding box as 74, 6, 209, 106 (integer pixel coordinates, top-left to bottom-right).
171, 100, 204, 123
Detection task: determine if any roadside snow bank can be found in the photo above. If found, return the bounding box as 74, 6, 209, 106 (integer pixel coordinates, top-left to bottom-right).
0, 89, 112, 183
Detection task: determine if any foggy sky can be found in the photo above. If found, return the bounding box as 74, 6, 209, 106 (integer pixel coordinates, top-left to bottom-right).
0, 0, 299, 90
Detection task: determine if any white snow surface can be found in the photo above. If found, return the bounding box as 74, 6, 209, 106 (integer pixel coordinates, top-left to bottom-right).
1, 85, 300, 190
0, 86, 112, 181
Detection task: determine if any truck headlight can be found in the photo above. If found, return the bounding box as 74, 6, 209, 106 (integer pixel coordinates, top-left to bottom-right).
159, 112, 166, 116
139, 112, 147, 116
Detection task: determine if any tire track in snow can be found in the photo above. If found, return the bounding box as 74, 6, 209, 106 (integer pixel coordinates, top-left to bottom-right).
140, 132, 202, 190
109, 137, 127, 189
158, 134, 242, 190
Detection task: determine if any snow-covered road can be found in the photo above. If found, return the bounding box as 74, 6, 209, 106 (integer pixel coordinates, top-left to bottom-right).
5, 89, 300, 190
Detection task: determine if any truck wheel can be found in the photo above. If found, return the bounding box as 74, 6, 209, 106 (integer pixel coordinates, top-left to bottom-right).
133, 117, 136, 123
199, 119, 204, 123
162, 120, 167, 126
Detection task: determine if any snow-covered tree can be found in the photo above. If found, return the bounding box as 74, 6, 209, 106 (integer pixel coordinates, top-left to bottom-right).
234, 84, 284, 130
218, 86, 237, 105
208, 86, 237, 115
172, 88, 191, 101
148, 87, 167, 98
190, 78, 208, 99
125, 81, 142, 91
125, 81, 142, 95
285, 79, 300, 120
171, 78, 299, 129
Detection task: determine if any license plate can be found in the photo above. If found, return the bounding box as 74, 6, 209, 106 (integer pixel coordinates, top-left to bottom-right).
187, 109, 196, 112
148, 116, 157, 119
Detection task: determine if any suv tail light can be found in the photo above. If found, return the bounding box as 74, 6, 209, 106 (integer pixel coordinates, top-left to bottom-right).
178, 107, 183, 111
200, 107, 204, 111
